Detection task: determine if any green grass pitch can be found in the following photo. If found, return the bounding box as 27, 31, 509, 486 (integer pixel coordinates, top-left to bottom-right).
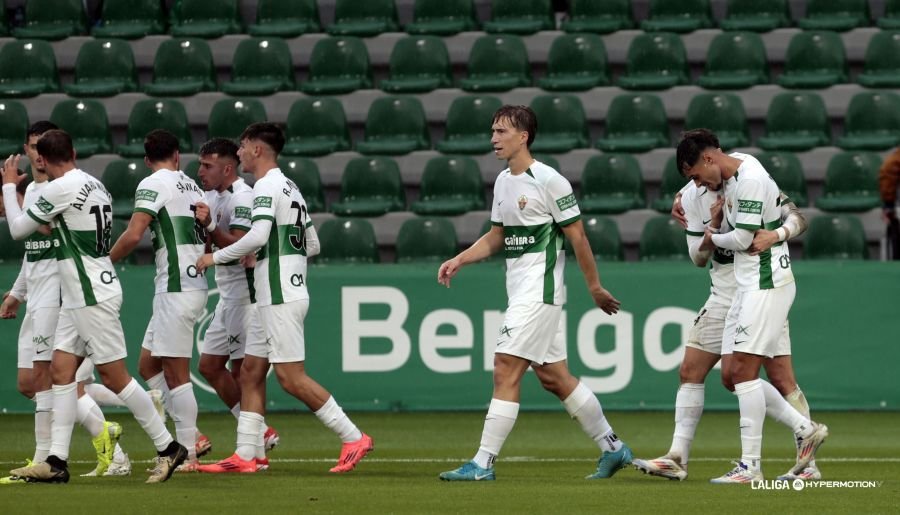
0, 411, 897, 514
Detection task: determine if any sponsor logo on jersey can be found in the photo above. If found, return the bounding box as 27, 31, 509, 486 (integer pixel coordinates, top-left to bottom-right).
25, 239, 59, 250
738, 199, 763, 215
504, 235, 535, 248
555, 193, 577, 211
254, 196, 273, 209
233, 206, 251, 219
35, 196, 54, 214
135, 189, 159, 202
517, 195, 528, 210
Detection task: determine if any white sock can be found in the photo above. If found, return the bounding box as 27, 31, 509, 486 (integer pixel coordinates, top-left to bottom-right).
669, 383, 704, 464
761, 380, 813, 438
785, 387, 816, 468
256, 418, 267, 460
84, 383, 126, 407
169, 383, 199, 461
314, 396, 362, 443
562, 382, 622, 452
33, 390, 53, 463
473, 398, 519, 469
236, 411, 264, 461
734, 379, 765, 471
230, 403, 241, 419
117, 378, 172, 452
146, 372, 172, 416
76, 394, 105, 438
49, 382, 78, 461
113, 443, 125, 462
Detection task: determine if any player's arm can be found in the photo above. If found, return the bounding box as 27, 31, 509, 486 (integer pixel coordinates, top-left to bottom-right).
194, 201, 247, 248
2, 156, 49, 240
1, 263, 26, 319
561, 220, 620, 315
683, 188, 720, 267
748, 192, 808, 255
305, 222, 320, 257
706, 180, 762, 252
197, 186, 275, 272
670, 181, 692, 228
109, 211, 152, 263
437, 226, 503, 287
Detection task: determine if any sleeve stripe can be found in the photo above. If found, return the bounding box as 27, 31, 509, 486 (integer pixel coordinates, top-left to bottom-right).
251, 215, 275, 222
685, 230, 704, 236
735, 222, 760, 231
26, 209, 49, 225
490, 221, 503, 226
134, 207, 157, 217
229, 224, 251, 232
558, 214, 581, 227
305, 221, 313, 228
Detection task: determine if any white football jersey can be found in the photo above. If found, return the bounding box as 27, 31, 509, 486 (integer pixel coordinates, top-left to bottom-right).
204, 178, 255, 304
490, 161, 579, 305
20, 180, 61, 310
134, 169, 208, 294
723, 153, 794, 291
26, 169, 120, 308
250, 168, 311, 306
682, 180, 737, 307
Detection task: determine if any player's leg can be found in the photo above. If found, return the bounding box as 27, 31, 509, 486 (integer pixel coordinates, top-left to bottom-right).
27, 310, 55, 465
199, 301, 242, 416
765, 354, 821, 480
75, 361, 128, 477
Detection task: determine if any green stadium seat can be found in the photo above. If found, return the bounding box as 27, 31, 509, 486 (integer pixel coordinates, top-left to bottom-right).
207, 99, 268, 141
534, 154, 561, 172
117, 99, 193, 157
13, 0, 87, 40
0, 221, 26, 263
459, 35, 531, 92
406, 0, 478, 35
641, 0, 713, 33
697, 32, 769, 89
169, 0, 243, 38
222, 38, 295, 96
93, 0, 167, 38
283, 97, 352, 156
248, 0, 320, 37
278, 157, 327, 213
580, 154, 646, 214
436, 95, 503, 154
652, 156, 689, 213
618, 32, 690, 90
395, 217, 458, 263
144, 39, 217, 96
538, 34, 610, 91
64, 39, 138, 97
49, 99, 112, 158
757, 93, 830, 151
182, 159, 200, 184
804, 215, 868, 259
777, 31, 848, 88
299, 37, 373, 95
684, 93, 750, 149
858, 31, 900, 87
564, 215, 624, 261
356, 97, 431, 155
837, 91, 900, 150
0, 101, 29, 157
797, 0, 869, 32
331, 157, 406, 216
327, 0, 399, 37
528, 95, 591, 153
755, 152, 808, 207
640, 216, 690, 261
316, 218, 379, 264
719, 0, 791, 31
562, 0, 633, 34
815, 152, 882, 212
380, 36, 452, 93
0, 40, 60, 97
483, 0, 554, 35
101, 159, 152, 218
410, 156, 485, 215
595, 94, 669, 152
879, 0, 900, 29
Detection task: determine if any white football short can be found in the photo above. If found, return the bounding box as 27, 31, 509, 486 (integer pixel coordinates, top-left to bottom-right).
722, 282, 795, 358
253, 299, 309, 363
685, 300, 729, 355
17, 311, 33, 369
55, 295, 127, 365
495, 301, 566, 365
17, 307, 60, 367
202, 301, 265, 360
141, 291, 207, 358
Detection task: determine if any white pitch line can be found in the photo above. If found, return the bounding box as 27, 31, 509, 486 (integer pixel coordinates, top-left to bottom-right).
1, 457, 898, 465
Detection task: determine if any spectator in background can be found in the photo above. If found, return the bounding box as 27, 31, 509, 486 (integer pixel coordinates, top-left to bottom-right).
879, 148, 900, 259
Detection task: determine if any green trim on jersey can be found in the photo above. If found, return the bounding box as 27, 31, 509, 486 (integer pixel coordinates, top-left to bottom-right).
54, 221, 97, 306
736, 222, 762, 231
491, 221, 503, 226
543, 229, 560, 304
25, 233, 56, 262
252, 215, 275, 223
502, 223, 555, 258
265, 224, 283, 305
558, 213, 581, 227
156, 208, 181, 292
685, 229, 704, 236
134, 207, 157, 217
757, 219, 782, 290
230, 224, 250, 232
245, 267, 256, 304
525, 168, 535, 179
26, 210, 49, 226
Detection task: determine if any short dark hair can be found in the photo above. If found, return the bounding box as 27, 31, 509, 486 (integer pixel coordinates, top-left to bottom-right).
675, 129, 721, 177
492, 105, 537, 147
26, 121, 58, 140
199, 138, 239, 162
239, 122, 284, 154
35, 130, 75, 165
144, 129, 180, 163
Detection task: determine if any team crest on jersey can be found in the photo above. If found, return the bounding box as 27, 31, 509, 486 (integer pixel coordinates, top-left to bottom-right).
517, 195, 528, 210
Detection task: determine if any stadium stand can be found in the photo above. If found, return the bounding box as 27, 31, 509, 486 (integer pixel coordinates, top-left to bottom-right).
248, 0, 321, 37
395, 216, 458, 262
279, 156, 327, 213
283, 97, 352, 156
48, 98, 113, 157
316, 218, 380, 263
0, 100, 29, 156
410, 155, 485, 216
405, 0, 479, 36
91, 0, 167, 39
580, 154, 646, 214
538, 33, 610, 91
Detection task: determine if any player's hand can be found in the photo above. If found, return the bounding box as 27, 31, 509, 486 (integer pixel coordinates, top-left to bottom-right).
0, 291, 20, 319
37, 225, 51, 236
709, 195, 725, 227
671, 192, 687, 228
195, 253, 214, 273
194, 202, 211, 227
590, 285, 620, 315
240, 253, 256, 269
1, 154, 24, 186
749, 229, 779, 255
699, 229, 716, 251
437, 257, 462, 287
